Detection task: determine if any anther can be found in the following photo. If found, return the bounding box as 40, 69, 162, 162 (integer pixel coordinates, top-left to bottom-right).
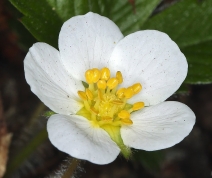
85, 69, 93, 84
81, 67, 144, 127
133, 102, 144, 111
116, 71, 123, 84
92, 68, 101, 83
118, 110, 130, 119
107, 78, 119, 89
121, 118, 133, 125
85, 68, 100, 84
85, 89, 93, 100
97, 80, 107, 89
116, 88, 126, 98
112, 100, 124, 105
124, 87, 134, 99
100, 67, 110, 80
77, 91, 87, 101
132, 83, 142, 94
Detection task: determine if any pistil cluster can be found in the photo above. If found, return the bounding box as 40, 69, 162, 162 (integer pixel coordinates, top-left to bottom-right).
77, 67, 144, 127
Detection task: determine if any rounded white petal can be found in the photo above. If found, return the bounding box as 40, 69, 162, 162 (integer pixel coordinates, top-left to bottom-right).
24, 43, 84, 115
47, 114, 120, 164
59, 12, 124, 80
109, 30, 187, 106
121, 101, 195, 151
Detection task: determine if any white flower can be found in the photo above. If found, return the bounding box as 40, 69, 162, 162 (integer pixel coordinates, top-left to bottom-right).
24, 12, 195, 165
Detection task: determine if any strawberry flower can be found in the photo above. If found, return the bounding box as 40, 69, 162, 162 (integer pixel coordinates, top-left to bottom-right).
24, 12, 195, 165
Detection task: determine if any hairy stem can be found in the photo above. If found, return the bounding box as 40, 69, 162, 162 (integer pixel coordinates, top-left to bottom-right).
61, 158, 80, 178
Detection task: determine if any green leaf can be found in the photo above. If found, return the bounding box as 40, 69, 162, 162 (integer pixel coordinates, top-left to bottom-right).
10, 0, 160, 48
182, 40, 212, 84
142, 0, 212, 48
9, 0, 76, 48
108, 0, 161, 36
6, 1, 37, 51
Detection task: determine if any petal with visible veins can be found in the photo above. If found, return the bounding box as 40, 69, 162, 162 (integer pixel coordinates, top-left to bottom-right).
47, 114, 120, 164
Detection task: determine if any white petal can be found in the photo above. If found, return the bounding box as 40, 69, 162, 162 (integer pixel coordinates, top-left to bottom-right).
59, 12, 124, 80
24, 43, 84, 115
121, 101, 195, 151
109, 30, 187, 106
47, 114, 120, 164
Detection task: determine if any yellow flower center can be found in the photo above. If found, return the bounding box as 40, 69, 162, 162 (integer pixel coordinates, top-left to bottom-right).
77, 67, 144, 127
76, 67, 144, 158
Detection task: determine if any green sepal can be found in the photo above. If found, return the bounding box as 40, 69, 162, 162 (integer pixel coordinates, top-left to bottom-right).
101, 124, 131, 159
43, 110, 56, 117
82, 81, 89, 88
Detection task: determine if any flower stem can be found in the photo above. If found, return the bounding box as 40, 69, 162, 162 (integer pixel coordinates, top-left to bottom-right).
61, 158, 80, 178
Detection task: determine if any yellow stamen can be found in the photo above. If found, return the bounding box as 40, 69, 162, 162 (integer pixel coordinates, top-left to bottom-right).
112, 100, 124, 105
90, 107, 99, 115
98, 89, 104, 100
100, 67, 110, 80
121, 118, 133, 125
88, 83, 94, 92
132, 83, 142, 94
107, 78, 119, 89
92, 68, 101, 83
133, 102, 144, 111
97, 79, 107, 89
85, 89, 93, 100
124, 87, 134, 99
78, 67, 144, 130
85, 68, 101, 84
84, 100, 90, 111
77, 91, 87, 101
85, 69, 93, 84
116, 71, 123, 84
116, 88, 126, 98
118, 110, 130, 119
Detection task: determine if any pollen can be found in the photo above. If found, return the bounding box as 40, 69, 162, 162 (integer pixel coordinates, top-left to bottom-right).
77, 67, 145, 127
